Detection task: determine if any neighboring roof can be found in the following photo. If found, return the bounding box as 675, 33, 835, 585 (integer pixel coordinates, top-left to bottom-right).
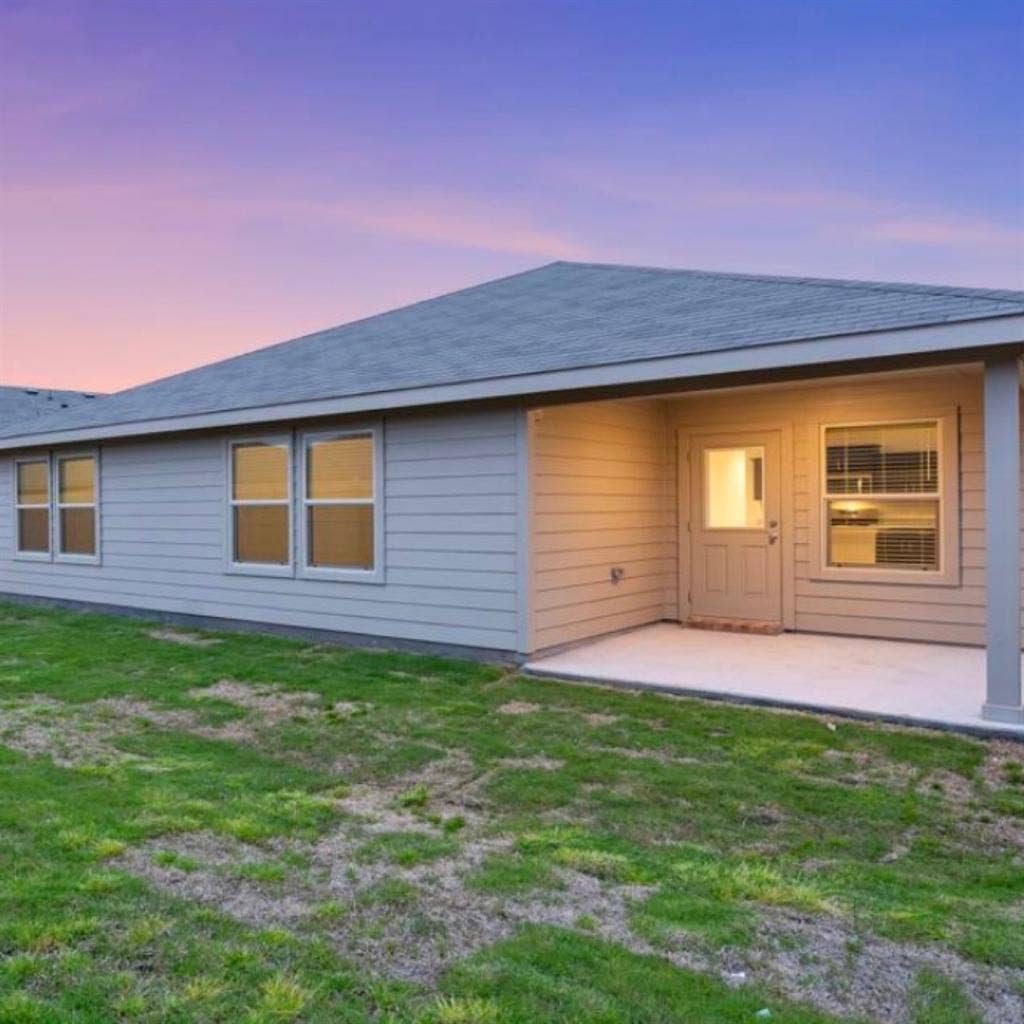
2, 261, 1022, 446
0, 385, 103, 430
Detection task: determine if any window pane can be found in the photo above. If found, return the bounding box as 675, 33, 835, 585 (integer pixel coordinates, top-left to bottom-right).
58, 457, 96, 504
17, 461, 49, 505
233, 444, 288, 501
827, 499, 938, 570
704, 446, 765, 528
307, 435, 373, 500
825, 422, 938, 495
234, 505, 289, 564
308, 505, 374, 569
60, 508, 96, 555
18, 508, 49, 552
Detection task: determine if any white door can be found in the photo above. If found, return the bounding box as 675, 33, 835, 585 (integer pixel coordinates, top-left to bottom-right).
688, 431, 782, 625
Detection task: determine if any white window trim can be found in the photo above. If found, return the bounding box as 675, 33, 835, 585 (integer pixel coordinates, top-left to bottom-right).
54, 449, 101, 565
224, 434, 294, 577
297, 423, 384, 584
811, 412, 960, 586
13, 453, 53, 561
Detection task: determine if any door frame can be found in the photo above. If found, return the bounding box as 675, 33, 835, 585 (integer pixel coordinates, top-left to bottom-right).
676, 422, 796, 629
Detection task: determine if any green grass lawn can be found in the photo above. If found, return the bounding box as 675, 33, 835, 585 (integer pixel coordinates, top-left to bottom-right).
1, 602, 1022, 1024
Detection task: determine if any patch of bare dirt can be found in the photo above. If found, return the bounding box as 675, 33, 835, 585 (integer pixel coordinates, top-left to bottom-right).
979, 740, 1024, 789
591, 744, 702, 767
112, 768, 1024, 1021
118, 819, 659, 986
742, 907, 1024, 1024
339, 751, 494, 827
119, 822, 1024, 1021
185, 680, 372, 743
497, 700, 540, 716
500, 755, 564, 771
187, 680, 319, 723
118, 833, 311, 928
0, 684, 373, 767
147, 628, 222, 648
94, 698, 203, 732
918, 744, 1024, 857
583, 712, 619, 726
916, 768, 976, 806
819, 748, 918, 790
0, 695, 137, 767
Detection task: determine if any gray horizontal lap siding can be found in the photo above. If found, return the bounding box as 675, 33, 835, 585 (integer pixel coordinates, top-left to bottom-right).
0, 410, 522, 651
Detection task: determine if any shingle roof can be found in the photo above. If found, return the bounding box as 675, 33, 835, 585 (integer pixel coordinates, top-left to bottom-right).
0, 386, 103, 430
3, 261, 1022, 441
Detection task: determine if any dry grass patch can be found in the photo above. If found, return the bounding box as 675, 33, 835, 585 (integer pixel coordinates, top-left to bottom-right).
497, 701, 540, 716
147, 628, 222, 648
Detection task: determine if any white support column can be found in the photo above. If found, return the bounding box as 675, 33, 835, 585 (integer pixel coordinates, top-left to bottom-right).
982, 352, 1023, 724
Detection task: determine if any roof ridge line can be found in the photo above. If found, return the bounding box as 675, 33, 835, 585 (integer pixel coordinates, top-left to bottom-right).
556, 260, 1024, 305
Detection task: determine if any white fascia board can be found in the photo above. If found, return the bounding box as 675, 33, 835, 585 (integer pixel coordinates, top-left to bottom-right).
2, 313, 1023, 451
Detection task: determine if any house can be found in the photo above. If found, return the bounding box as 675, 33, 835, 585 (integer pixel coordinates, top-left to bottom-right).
0, 262, 1021, 731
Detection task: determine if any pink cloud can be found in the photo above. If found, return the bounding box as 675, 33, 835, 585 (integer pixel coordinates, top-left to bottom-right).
273, 195, 584, 260
863, 218, 1024, 249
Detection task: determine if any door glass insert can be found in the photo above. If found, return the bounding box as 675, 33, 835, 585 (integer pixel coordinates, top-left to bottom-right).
704, 446, 765, 529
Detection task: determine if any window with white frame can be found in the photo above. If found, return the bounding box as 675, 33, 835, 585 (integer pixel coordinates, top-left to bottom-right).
302, 430, 377, 573
229, 440, 292, 566
822, 420, 942, 572
15, 458, 51, 555
56, 454, 99, 558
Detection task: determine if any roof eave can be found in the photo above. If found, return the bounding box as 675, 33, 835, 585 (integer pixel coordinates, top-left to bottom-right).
2, 314, 1022, 451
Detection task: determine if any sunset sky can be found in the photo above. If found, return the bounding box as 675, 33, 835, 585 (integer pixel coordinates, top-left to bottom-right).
1, 0, 1021, 393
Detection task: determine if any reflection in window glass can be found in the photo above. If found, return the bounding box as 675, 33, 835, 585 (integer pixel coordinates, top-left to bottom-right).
17, 461, 49, 505
704, 446, 765, 529
234, 505, 290, 565
825, 422, 938, 495
57, 455, 98, 557
824, 420, 942, 573
18, 509, 49, 553
827, 499, 939, 570
232, 444, 289, 501
58, 457, 96, 504
308, 505, 374, 569
307, 435, 373, 500
16, 459, 51, 554
60, 508, 97, 556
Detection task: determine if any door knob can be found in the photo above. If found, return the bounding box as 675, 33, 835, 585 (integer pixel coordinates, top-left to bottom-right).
768, 532, 779, 544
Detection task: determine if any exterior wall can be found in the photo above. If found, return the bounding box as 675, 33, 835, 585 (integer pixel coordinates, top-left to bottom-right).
671, 366, 1024, 647
528, 399, 677, 651
0, 408, 522, 653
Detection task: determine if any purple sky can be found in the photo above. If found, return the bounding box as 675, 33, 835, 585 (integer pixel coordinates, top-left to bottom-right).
1, 0, 1022, 392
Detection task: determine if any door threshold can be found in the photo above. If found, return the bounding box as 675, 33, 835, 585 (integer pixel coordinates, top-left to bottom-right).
687, 616, 783, 636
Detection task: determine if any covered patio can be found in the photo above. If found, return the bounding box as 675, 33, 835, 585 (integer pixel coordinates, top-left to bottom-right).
524, 622, 1024, 739
524, 352, 1022, 734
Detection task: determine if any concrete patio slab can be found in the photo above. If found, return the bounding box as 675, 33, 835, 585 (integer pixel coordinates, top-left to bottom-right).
524, 623, 1024, 739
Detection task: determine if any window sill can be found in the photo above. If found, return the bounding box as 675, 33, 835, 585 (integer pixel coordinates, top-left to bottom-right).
13, 551, 52, 563
809, 565, 960, 587
224, 562, 295, 578
297, 565, 385, 585
55, 553, 101, 566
